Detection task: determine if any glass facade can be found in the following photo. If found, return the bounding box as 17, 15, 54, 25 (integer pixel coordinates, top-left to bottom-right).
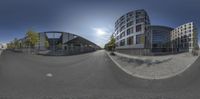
148, 26, 173, 52
152, 30, 169, 47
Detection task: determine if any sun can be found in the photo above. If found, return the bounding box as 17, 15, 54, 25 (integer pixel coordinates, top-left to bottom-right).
93, 28, 106, 36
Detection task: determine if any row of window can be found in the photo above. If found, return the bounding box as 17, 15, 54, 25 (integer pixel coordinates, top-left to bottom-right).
171, 30, 192, 36
116, 25, 143, 40
172, 27, 192, 33
116, 34, 145, 47
172, 43, 193, 48
173, 38, 192, 43
117, 24, 143, 35
116, 18, 147, 30
115, 11, 148, 28
126, 11, 145, 18
176, 23, 193, 30
171, 32, 192, 39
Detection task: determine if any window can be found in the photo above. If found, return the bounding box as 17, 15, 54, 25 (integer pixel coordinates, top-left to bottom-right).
120, 25, 125, 32
189, 43, 191, 47
120, 39, 125, 46
120, 21, 125, 27
127, 12, 133, 17
127, 36, 134, 45
136, 34, 145, 44
127, 21, 133, 27
188, 38, 191, 41
127, 27, 134, 35
116, 36, 119, 40
136, 11, 145, 18
136, 11, 142, 18
126, 18, 131, 22
120, 32, 125, 39
136, 25, 142, 32
120, 16, 125, 21
136, 18, 144, 24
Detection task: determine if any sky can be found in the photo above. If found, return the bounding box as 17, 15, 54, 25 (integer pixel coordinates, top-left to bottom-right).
0, 0, 200, 47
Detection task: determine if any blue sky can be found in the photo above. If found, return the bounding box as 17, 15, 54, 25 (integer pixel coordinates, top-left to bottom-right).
0, 0, 200, 47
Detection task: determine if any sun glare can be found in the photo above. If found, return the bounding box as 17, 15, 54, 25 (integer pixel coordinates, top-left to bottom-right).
93, 28, 106, 36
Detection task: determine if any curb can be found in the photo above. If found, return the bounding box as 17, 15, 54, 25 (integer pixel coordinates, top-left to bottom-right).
114, 52, 172, 64
106, 51, 200, 90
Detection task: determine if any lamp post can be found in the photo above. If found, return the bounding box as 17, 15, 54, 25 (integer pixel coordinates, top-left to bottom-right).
53, 33, 55, 55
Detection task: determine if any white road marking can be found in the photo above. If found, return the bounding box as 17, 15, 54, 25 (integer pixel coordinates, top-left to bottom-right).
46, 73, 53, 77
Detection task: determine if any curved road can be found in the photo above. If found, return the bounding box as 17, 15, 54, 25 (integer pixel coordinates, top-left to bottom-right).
0, 50, 200, 98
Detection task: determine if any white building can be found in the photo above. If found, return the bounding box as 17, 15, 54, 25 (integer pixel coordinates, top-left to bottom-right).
0, 43, 7, 49
113, 9, 150, 50
171, 22, 198, 52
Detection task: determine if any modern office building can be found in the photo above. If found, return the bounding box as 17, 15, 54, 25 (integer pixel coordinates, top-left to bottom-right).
39, 31, 100, 52
18, 31, 100, 55
113, 9, 150, 50
146, 25, 173, 53
112, 9, 198, 55
171, 22, 198, 52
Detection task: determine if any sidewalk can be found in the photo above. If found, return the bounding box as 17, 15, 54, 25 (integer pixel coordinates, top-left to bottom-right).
107, 51, 199, 79
114, 52, 173, 64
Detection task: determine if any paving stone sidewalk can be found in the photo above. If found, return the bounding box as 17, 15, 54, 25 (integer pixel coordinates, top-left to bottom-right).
108, 51, 199, 79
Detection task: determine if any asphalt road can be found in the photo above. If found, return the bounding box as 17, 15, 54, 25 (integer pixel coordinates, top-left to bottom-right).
0, 50, 200, 99
0, 49, 2, 55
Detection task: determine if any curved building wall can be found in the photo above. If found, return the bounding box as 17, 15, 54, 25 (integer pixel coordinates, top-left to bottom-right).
113, 9, 150, 49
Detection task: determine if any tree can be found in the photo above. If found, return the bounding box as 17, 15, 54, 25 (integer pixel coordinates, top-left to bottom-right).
45, 40, 49, 49
105, 35, 116, 51
108, 36, 116, 51
13, 38, 20, 49
57, 42, 62, 49
7, 41, 15, 49
26, 30, 39, 48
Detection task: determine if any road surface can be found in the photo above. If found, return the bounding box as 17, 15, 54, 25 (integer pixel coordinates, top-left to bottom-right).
0, 49, 2, 55
0, 50, 200, 99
